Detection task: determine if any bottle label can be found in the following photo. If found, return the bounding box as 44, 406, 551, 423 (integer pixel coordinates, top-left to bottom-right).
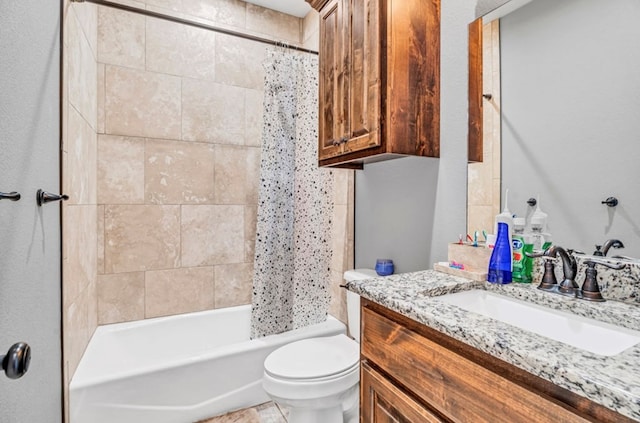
512, 235, 532, 283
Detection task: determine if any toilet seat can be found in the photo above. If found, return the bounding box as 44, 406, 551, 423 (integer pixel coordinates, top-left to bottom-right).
262, 334, 360, 401
264, 334, 359, 381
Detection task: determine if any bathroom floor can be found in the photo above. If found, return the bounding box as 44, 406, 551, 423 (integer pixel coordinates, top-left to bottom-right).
198, 402, 289, 423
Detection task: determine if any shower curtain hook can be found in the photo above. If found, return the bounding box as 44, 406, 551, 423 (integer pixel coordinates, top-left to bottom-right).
276, 40, 291, 53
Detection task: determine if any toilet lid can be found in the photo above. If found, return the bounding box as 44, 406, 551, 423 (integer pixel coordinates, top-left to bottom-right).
264, 334, 359, 380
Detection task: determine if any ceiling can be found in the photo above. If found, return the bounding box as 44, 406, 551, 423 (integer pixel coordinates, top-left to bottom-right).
244, 0, 312, 18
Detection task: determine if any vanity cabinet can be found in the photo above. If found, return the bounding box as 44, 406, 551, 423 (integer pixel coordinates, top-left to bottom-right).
307, 0, 440, 168
360, 298, 634, 423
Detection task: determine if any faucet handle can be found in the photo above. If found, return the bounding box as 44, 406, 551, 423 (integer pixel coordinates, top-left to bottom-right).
524, 251, 558, 291
580, 259, 626, 302
567, 249, 585, 255
538, 256, 559, 291
611, 255, 640, 264
584, 258, 626, 270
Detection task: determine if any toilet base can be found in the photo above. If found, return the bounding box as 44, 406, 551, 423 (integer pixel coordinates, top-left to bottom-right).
288, 405, 343, 423
270, 384, 358, 423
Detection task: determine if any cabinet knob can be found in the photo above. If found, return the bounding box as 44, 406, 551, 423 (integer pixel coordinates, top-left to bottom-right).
332, 137, 348, 147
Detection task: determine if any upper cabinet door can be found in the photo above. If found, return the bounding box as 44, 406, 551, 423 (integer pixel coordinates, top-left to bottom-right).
318, 0, 348, 161
384, 0, 440, 159
310, 0, 441, 168
345, 0, 381, 155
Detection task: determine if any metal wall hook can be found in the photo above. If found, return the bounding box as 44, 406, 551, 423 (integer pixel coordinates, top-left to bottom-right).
0, 191, 21, 201
36, 189, 69, 206
601, 197, 618, 207
526, 197, 537, 207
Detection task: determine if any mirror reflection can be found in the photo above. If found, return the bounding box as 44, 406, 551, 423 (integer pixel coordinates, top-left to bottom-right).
468, 0, 640, 257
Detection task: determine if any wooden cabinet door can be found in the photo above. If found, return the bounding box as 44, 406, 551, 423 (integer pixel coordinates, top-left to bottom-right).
318, 0, 348, 160
345, 0, 381, 154
362, 363, 447, 423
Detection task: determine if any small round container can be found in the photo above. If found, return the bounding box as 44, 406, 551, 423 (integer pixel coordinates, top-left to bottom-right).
375, 259, 394, 276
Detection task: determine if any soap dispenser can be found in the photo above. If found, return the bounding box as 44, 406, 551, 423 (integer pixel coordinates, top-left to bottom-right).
530, 196, 551, 250
530, 216, 546, 252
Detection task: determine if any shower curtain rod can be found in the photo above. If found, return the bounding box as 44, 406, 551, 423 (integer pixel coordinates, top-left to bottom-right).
70, 0, 319, 55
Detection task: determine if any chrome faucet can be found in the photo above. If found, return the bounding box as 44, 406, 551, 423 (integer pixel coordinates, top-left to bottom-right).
593, 239, 624, 256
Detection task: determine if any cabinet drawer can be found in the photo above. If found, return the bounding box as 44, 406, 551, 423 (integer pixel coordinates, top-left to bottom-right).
362, 362, 446, 423
361, 306, 592, 423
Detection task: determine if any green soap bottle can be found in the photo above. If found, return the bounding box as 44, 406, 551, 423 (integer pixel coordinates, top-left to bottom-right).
512, 218, 533, 283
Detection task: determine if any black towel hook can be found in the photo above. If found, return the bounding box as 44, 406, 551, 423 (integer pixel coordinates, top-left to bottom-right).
0, 191, 21, 201
601, 197, 618, 208
37, 189, 69, 206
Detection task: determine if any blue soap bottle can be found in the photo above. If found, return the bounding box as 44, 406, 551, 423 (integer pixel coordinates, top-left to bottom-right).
487, 220, 513, 284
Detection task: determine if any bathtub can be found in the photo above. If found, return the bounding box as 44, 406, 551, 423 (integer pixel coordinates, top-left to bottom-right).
69, 305, 346, 423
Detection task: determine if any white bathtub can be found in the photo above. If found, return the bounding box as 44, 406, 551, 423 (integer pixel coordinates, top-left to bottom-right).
69, 305, 346, 423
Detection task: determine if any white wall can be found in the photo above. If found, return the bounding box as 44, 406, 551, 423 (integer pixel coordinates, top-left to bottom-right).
356, 0, 477, 272
0, 0, 62, 421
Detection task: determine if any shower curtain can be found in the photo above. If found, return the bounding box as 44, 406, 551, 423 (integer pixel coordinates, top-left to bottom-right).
250, 49, 334, 339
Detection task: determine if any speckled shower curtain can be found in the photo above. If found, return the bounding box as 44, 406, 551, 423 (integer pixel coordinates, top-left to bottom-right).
250, 49, 334, 339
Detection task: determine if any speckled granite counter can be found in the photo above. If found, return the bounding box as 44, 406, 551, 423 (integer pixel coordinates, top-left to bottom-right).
345, 269, 640, 421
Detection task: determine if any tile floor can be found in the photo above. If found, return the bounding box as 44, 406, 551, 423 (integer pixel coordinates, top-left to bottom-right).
198, 402, 289, 423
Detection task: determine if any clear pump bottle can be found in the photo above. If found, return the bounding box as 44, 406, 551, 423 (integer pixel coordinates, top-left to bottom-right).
530, 216, 546, 252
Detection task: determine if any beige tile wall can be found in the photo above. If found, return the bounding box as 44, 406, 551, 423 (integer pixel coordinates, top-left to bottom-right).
62, 0, 99, 418
467, 20, 501, 236
95, 2, 354, 326
62, 3, 354, 408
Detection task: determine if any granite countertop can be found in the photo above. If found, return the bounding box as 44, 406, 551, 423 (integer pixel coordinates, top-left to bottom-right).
346, 269, 640, 421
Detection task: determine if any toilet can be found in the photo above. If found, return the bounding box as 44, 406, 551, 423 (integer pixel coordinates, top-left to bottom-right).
262, 269, 377, 423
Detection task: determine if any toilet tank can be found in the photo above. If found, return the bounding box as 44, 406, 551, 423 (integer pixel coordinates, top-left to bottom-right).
344, 269, 378, 343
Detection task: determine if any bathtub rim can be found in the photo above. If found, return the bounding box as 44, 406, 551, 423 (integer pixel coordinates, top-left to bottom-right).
70, 307, 346, 390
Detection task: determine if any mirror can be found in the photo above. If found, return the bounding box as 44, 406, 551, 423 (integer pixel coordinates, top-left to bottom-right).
467, 0, 640, 257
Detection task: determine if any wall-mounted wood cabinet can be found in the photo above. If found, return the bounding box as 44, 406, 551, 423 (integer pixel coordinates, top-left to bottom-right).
468, 18, 483, 163
307, 0, 441, 168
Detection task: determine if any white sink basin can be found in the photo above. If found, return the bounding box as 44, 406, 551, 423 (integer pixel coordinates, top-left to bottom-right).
435, 290, 640, 356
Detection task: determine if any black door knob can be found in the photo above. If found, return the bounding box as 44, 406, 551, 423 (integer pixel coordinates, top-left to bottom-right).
1, 342, 31, 379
